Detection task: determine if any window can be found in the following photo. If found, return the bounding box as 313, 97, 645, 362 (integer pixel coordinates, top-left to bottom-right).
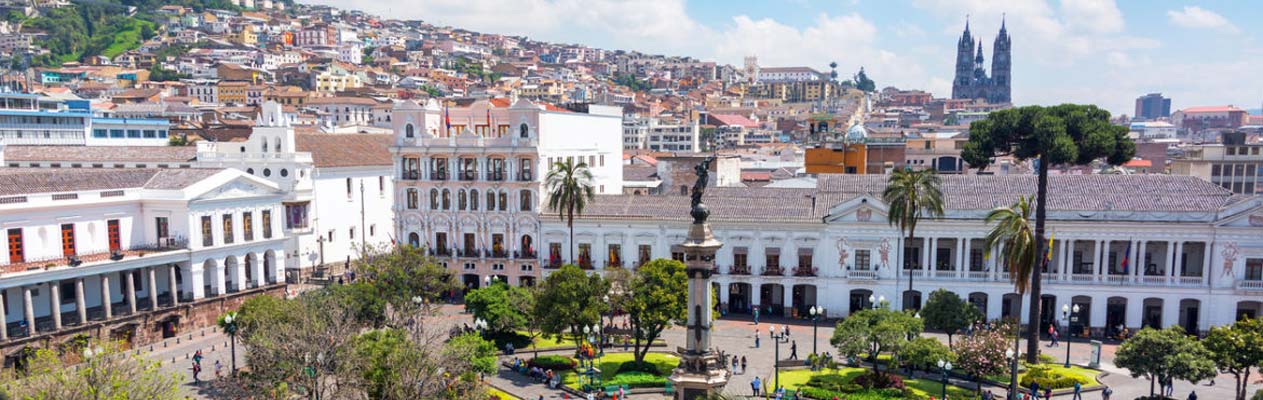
599, 155, 605, 167
243, 212, 254, 241
285, 203, 309, 229
350, 227, 356, 240
498, 192, 507, 211
109, 129, 124, 138
608, 244, 621, 266
435, 232, 448, 255
430, 189, 439, 210
262, 210, 272, 239
327, 230, 334, 242
578, 243, 592, 266
6, 228, 21, 263
60, 223, 75, 257
346, 178, 353, 198
520, 123, 529, 138
486, 190, 496, 211
263, 168, 271, 177
201, 216, 213, 247
107, 220, 120, 252
155, 217, 169, 242
405, 123, 415, 138
765, 251, 780, 269
127, 129, 141, 138
471, 189, 479, 211
370, 224, 376, 237
519, 158, 533, 181
442, 189, 451, 210
92, 129, 107, 138
463, 233, 476, 255
407, 189, 419, 209
143, 130, 156, 138
378, 176, 384, 193
638, 245, 652, 266
458, 190, 467, 210
60, 281, 75, 302
520, 190, 532, 211
222, 214, 234, 244
855, 250, 871, 270
1247, 259, 1263, 281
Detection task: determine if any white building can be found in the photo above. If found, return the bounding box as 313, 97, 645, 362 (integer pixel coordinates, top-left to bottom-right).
756, 67, 824, 83
0, 167, 287, 348
622, 115, 700, 152
1129, 121, 1177, 140
391, 98, 622, 288
542, 174, 1263, 336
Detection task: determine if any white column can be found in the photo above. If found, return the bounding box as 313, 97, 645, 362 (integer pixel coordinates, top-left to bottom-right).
22, 286, 35, 335
921, 237, 931, 276
1164, 241, 1175, 283
48, 282, 62, 330
0, 292, 6, 340
962, 238, 972, 272
186, 262, 205, 300
1174, 242, 1185, 278
271, 252, 284, 285
253, 252, 266, 287
211, 260, 226, 296
1202, 243, 1212, 287
100, 274, 112, 319
168, 264, 179, 305
955, 238, 965, 277
1094, 240, 1105, 282
125, 270, 137, 314
234, 258, 248, 292
75, 278, 86, 324
147, 267, 158, 309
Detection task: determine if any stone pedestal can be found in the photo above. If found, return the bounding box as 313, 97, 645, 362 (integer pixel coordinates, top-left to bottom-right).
668, 221, 729, 399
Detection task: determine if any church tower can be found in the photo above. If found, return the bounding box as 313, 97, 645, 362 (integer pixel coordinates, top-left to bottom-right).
990, 17, 1012, 103
951, 18, 975, 99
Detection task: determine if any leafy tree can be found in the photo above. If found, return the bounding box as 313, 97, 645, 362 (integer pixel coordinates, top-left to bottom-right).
354, 328, 411, 400
447, 333, 498, 377
464, 281, 531, 334
921, 288, 983, 349
533, 264, 609, 352
354, 244, 458, 312
545, 158, 595, 261
1204, 318, 1263, 400
955, 328, 1009, 393
830, 305, 923, 374
234, 292, 301, 339
1115, 326, 1217, 397
882, 168, 944, 310
0, 340, 181, 399
325, 281, 388, 327
853, 67, 876, 92
625, 259, 688, 363
140, 23, 155, 41
964, 104, 1134, 362
900, 337, 955, 372
418, 84, 442, 97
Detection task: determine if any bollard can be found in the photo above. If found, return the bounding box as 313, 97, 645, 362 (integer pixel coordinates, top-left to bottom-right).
176, 338, 180, 344
149, 345, 154, 351
164, 341, 168, 348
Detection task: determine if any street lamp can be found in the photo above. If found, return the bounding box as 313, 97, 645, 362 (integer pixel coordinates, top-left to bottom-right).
868, 294, 875, 309
937, 359, 953, 400
223, 311, 239, 375
770, 325, 787, 392
1062, 304, 1080, 368
809, 306, 823, 357
1005, 348, 1017, 400
473, 317, 488, 336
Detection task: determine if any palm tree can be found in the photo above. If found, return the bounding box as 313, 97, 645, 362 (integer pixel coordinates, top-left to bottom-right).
545, 158, 594, 262
882, 168, 945, 310
982, 195, 1039, 398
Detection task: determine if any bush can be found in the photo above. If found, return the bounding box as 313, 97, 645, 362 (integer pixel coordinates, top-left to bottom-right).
853, 371, 906, 390
1037, 353, 1056, 364
528, 355, 577, 371
615, 360, 671, 376
806, 373, 853, 390
1254, 390, 1263, 400
485, 331, 531, 350
605, 371, 667, 388
1018, 365, 1092, 390
800, 386, 847, 400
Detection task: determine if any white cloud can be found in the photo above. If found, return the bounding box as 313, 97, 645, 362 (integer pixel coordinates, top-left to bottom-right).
1167, 6, 1239, 34
1060, 0, 1124, 34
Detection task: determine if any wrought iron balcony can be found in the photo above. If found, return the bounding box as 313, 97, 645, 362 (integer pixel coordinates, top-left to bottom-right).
761, 266, 784, 276
793, 266, 818, 277
729, 265, 751, 275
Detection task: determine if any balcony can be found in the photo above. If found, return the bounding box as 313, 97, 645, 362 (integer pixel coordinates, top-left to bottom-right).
761, 266, 784, 276
518, 172, 533, 182
1139, 276, 1167, 286
847, 269, 878, 280
1, 238, 189, 275
545, 258, 563, 269
459, 171, 478, 181
963, 270, 990, 281
1104, 274, 1129, 285
578, 258, 594, 270
1174, 276, 1204, 286
515, 249, 537, 259
432, 172, 448, 181
1068, 274, 1095, 283
605, 260, 624, 269
490, 249, 509, 259
728, 265, 751, 275
489, 171, 505, 182
456, 248, 478, 258
430, 248, 451, 257
1236, 280, 1263, 291
792, 266, 817, 277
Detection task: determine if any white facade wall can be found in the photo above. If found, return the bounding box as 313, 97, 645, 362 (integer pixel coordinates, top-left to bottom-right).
302, 167, 394, 269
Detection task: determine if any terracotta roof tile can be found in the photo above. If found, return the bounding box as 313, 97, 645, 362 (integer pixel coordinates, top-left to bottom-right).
4, 146, 197, 163
295, 134, 393, 168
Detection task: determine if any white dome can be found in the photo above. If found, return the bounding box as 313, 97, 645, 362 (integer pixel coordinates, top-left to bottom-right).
846, 123, 867, 141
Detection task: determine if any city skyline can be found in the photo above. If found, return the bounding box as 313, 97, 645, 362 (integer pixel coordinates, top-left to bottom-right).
310, 0, 1263, 116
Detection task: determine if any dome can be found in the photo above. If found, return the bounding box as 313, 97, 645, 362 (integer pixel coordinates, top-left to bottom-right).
846, 123, 867, 141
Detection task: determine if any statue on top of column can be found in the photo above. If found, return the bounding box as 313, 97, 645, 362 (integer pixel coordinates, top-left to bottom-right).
690, 156, 714, 224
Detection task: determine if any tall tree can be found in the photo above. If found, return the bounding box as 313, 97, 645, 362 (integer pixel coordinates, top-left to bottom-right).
882, 168, 945, 310
0, 341, 181, 400
545, 158, 595, 261
1115, 326, 1217, 397
625, 259, 688, 363
983, 195, 1037, 373
354, 244, 458, 312
1204, 318, 1263, 400
830, 305, 923, 374
964, 104, 1134, 362
921, 288, 983, 349
955, 328, 1009, 394
533, 264, 609, 352
464, 281, 532, 334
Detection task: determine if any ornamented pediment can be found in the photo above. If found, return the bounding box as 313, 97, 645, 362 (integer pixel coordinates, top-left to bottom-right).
193, 179, 275, 202
824, 195, 888, 224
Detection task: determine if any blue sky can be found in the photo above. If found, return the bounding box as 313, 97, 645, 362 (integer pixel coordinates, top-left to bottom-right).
315, 0, 1262, 116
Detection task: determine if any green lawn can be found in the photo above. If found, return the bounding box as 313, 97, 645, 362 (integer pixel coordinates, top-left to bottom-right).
776, 367, 977, 399
987, 364, 1101, 387
560, 352, 679, 390
102, 20, 153, 58
487, 387, 521, 400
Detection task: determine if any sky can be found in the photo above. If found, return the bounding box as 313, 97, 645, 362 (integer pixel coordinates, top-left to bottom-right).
309, 0, 1263, 116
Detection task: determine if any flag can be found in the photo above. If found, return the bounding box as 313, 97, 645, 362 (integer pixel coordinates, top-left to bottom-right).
1120, 241, 1131, 274
1045, 232, 1055, 263
443, 105, 451, 134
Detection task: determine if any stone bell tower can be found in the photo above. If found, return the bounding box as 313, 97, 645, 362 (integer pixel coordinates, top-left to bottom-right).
668, 156, 729, 399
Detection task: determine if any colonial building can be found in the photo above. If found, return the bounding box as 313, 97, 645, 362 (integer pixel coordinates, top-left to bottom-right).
391, 98, 623, 289
0, 168, 288, 361
951, 19, 1011, 104
542, 174, 1263, 337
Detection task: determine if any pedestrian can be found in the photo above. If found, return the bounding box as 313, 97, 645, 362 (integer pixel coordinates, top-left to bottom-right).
755, 330, 761, 348
506, 342, 514, 355
1044, 387, 1052, 400
754, 308, 760, 324
983, 391, 994, 400
741, 356, 747, 373
191, 361, 201, 383
538, 396, 544, 400
1072, 381, 1083, 400
623, 337, 630, 351
214, 360, 223, 379
790, 341, 798, 360
1030, 381, 1040, 400
1102, 386, 1113, 400
1187, 391, 1197, 400
783, 324, 789, 338
1049, 325, 1059, 347
732, 355, 739, 371
192, 350, 203, 366
751, 376, 761, 396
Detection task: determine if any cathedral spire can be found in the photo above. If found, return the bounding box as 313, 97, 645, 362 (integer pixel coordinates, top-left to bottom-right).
975, 42, 984, 64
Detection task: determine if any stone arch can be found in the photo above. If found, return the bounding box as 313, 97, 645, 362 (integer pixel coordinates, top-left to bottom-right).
1142, 297, 1163, 329
202, 258, 219, 296
223, 255, 239, 293
1237, 301, 1262, 320
264, 249, 277, 284
408, 232, 420, 248
244, 253, 257, 288
405, 123, 415, 138
968, 292, 988, 316
1178, 299, 1200, 334
849, 289, 874, 314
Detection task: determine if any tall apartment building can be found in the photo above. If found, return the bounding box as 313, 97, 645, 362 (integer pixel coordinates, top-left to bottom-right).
622, 115, 700, 152
1134, 93, 1171, 121
391, 98, 622, 289
1171, 132, 1263, 195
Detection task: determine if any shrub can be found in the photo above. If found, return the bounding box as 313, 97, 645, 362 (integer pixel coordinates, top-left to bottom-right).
805, 373, 853, 390
1037, 353, 1056, 364
1254, 390, 1263, 400
800, 386, 847, 400
615, 360, 671, 376
528, 355, 577, 371
1018, 365, 1092, 389
853, 371, 906, 390
605, 371, 667, 388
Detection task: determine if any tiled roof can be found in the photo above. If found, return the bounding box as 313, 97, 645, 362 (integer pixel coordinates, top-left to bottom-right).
144, 168, 224, 190
306, 96, 378, 106
622, 165, 658, 181
0, 168, 228, 196
295, 134, 393, 168
4, 145, 197, 163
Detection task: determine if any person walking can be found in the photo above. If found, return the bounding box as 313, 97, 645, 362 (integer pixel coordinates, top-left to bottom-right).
754, 308, 760, 324
755, 330, 761, 348
214, 360, 223, 379
751, 376, 761, 397
193, 350, 203, 366
191, 361, 201, 383
741, 356, 747, 374
1030, 381, 1040, 400
1187, 391, 1197, 400
783, 324, 790, 338
790, 341, 798, 360
1102, 386, 1113, 400
1072, 381, 1083, 400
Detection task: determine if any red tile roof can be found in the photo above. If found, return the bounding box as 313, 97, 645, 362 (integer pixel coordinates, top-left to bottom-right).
295, 134, 393, 168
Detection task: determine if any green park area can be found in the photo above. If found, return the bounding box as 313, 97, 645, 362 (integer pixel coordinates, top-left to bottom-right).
559, 352, 679, 391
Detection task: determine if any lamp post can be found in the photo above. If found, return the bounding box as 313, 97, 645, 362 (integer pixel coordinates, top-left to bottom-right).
1062, 303, 1079, 368
223, 311, 239, 375
809, 306, 823, 356
770, 325, 787, 392
1005, 348, 1017, 400
937, 359, 952, 400
473, 317, 487, 337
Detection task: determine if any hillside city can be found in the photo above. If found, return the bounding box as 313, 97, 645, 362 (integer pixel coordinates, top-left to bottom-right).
0, 0, 1259, 399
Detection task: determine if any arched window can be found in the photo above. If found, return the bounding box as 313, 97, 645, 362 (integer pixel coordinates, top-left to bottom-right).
519, 190, 532, 211
405, 123, 415, 138
519, 123, 529, 138
406, 188, 418, 209
275, 139, 280, 152
408, 232, 420, 247
470, 189, 479, 211
486, 190, 496, 211
498, 191, 508, 211
458, 190, 467, 211
441, 189, 451, 210
261, 138, 268, 152
430, 189, 439, 210
520, 235, 533, 254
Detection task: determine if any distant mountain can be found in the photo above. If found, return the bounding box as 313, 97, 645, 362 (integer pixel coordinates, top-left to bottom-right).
1248, 108, 1261, 115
